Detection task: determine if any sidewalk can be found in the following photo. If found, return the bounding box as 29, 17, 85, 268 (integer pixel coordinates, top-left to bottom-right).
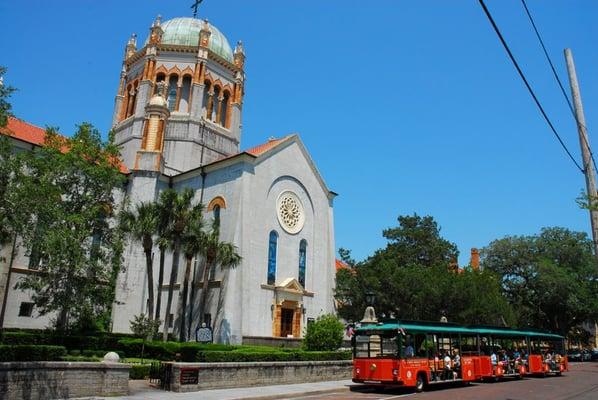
91, 379, 354, 400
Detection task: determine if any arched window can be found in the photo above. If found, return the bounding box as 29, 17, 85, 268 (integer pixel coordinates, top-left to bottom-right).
213, 204, 221, 227
180, 75, 192, 113
298, 239, 307, 287
212, 86, 221, 122
220, 91, 230, 127
167, 75, 178, 111
203, 80, 212, 117
267, 231, 278, 285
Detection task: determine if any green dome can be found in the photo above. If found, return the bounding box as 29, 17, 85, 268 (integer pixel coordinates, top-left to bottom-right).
155, 17, 233, 63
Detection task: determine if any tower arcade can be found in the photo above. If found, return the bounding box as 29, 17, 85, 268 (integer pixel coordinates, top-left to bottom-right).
111, 16, 246, 175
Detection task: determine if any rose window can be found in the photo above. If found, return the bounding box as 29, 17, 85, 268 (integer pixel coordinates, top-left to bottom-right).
277, 191, 305, 234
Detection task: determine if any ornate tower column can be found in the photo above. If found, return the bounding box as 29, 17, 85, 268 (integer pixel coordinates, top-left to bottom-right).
135, 82, 169, 172
135, 15, 163, 118
230, 41, 246, 142
111, 34, 137, 127
189, 19, 211, 119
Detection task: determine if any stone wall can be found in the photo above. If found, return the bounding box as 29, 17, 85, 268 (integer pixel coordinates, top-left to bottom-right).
0, 362, 130, 400
242, 335, 302, 348
168, 360, 352, 392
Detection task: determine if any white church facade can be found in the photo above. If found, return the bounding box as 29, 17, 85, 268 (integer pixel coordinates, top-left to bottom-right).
0, 13, 337, 344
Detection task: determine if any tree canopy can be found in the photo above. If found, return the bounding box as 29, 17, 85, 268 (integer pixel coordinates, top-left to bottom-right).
7, 124, 126, 331
482, 227, 598, 336
336, 214, 513, 326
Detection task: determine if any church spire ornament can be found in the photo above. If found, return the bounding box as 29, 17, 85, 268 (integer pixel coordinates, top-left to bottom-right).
191, 0, 204, 18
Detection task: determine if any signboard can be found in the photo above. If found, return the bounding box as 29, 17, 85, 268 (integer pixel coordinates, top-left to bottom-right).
196, 327, 213, 343
180, 368, 199, 385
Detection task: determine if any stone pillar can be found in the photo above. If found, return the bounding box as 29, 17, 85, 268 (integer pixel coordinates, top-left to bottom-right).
230, 103, 242, 144
272, 304, 282, 337
112, 95, 124, 127
190, 83, 205, 119
135, 81, 153, 117
292, 307, 302, 338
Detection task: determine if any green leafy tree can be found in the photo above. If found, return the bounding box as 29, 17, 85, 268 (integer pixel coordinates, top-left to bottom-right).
377, 213, 458, 268
11, 124, 125, 331
195, 220, 241, 334
154, 190, 176, 322
120, 202, 159, 320
482, 227, 598, 335
303, 314, 344, 351
335, 214, 513, 326
161, 188, 202, 341
0, 66, 17, 247
178, 211, 205, 341
130, 313, 161, 361
0, 66, 15, 128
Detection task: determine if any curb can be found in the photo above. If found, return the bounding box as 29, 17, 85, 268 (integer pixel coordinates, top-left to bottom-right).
226, 385, 351, 400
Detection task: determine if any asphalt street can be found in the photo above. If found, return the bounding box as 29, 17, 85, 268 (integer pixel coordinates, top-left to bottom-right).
279, 362, 598, 400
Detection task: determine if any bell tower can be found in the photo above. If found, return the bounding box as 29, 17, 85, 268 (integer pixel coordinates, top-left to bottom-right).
111, 14, 245, 175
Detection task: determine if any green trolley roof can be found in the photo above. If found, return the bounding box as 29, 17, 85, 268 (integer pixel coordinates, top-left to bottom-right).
355, 320, 563, 340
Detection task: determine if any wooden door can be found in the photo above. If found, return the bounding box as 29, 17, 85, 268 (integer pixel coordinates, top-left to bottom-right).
280, 308, 294, 337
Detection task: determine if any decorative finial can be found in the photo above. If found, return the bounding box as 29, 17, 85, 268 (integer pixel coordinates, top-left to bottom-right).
191, 0, 204, 18
128, 33, 137, 47
153, 15, 162, 27
234, 40, 244, 55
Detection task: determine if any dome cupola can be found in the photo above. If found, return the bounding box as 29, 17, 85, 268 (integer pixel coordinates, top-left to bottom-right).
147, 17, 234, 63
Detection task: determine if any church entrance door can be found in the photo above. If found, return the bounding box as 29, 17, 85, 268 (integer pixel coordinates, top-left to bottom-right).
280, 308, 294, 337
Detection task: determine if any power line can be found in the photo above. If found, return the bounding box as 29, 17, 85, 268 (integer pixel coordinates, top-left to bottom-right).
520, 0, 597, 172
477, 0, 584, 173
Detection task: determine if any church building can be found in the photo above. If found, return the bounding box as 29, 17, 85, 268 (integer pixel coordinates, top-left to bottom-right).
0, 12, 338, 344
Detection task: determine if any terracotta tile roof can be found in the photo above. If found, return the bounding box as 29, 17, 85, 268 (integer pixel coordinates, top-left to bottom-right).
0, 116, 46, 146
245, 136, 292, 157
1, 116, 129, 174
336, 259, 349, 272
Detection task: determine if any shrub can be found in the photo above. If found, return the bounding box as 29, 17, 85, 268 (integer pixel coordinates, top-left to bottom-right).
302, 314, 344, 351
195, 350, 351, 362
129, 364, 151, 380
0, 345, 67, 362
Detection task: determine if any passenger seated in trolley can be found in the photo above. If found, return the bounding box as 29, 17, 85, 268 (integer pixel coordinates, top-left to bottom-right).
443, 351, 454, 380
452, 349, 461, 379
491, 350, 498, 367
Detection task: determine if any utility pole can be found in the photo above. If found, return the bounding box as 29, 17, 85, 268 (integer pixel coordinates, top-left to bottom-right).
564, 48, 598, 265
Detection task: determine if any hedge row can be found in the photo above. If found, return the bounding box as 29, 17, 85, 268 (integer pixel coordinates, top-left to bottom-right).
0, 331, 134, 351
129, 364, 151, 380
196, 350, 352, 362
0, 345, 67, 362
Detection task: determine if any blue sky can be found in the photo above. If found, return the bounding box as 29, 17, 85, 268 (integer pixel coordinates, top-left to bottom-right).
2, 1, 597, 263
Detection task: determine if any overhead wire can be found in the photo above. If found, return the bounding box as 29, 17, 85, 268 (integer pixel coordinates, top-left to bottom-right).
477, 0, 584, 173
520, 0, 597, 172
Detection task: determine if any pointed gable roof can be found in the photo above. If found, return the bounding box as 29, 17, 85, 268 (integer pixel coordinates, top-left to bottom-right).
185, 134, 336, 199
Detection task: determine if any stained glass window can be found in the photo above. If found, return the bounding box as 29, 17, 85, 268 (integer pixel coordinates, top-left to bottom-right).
299, 239, 307, 287
267, 231, 278, 285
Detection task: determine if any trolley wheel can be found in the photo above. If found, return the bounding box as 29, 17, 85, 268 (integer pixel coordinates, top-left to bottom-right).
415, 374, 425, 393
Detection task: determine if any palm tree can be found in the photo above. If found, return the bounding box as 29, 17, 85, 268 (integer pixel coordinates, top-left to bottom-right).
178, 215, 204, 341
120, 202, 159, 320
154, 190, 176, 322
161, 188, 202, 341
195, 219, 241, 331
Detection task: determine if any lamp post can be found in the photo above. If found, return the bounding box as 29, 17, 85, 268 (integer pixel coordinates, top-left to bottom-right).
361, 290, 377, 324
365, 291, 375, 307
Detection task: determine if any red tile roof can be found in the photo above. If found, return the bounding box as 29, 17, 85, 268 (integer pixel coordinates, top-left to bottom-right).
245, 136, 291, 157
1, 116, 129, 174
0, 116, 46, 146
336, 259, 349, 272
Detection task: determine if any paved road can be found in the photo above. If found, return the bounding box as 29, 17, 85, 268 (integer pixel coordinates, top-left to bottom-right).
281, 363, 598, 400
